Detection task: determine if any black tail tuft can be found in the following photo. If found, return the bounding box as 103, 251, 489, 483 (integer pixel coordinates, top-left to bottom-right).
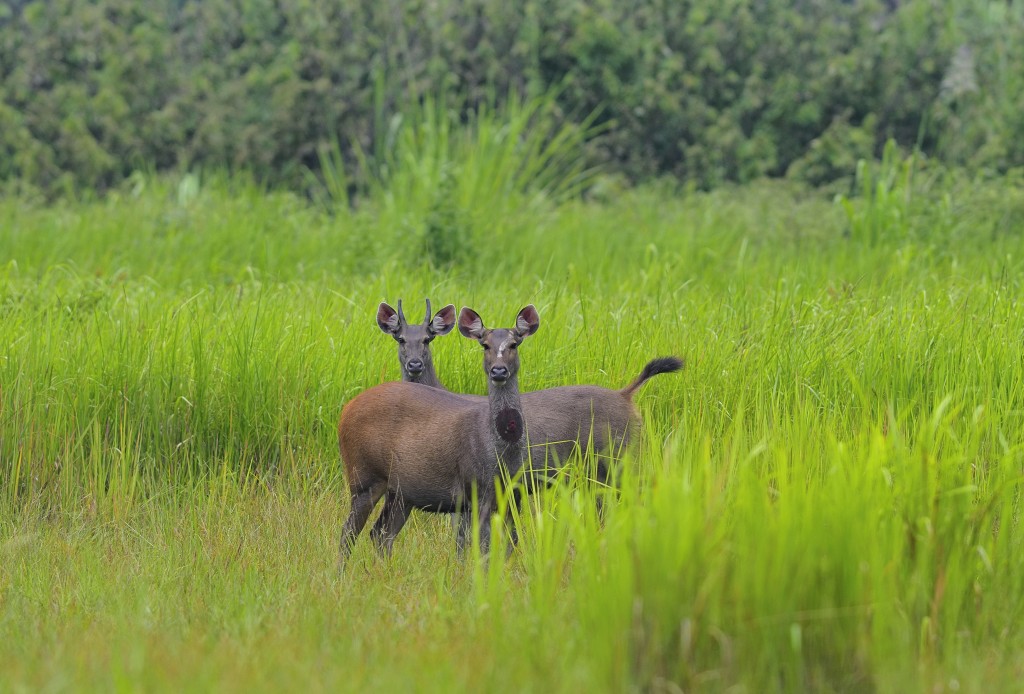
622, 356, 684, 396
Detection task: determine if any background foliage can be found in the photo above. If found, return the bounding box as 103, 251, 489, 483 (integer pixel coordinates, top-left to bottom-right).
2, 0, 1023, 196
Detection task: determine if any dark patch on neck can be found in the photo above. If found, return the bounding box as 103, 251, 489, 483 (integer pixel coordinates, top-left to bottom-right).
495, 407, 524, 444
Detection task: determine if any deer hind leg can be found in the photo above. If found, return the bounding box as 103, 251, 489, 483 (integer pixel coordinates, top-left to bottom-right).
594, 458, 610, 521
593, 422, 630, 520
369, 491, 411, 556
338, 481, 387, 569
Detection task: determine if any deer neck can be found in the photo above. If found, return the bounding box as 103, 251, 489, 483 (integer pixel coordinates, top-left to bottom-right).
488, 375, 526, 463
420, 371, 444, 389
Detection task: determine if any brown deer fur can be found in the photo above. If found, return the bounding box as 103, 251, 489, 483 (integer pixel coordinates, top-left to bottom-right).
338, 305, 539, 563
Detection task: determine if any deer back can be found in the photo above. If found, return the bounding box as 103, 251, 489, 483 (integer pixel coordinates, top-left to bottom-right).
521, 385, 639, 466
338, 381, 494, 510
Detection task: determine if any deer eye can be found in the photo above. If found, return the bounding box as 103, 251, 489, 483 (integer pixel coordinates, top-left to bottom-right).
423, 338, 431, 345
397, 337, 406, 344
482, 343, 491, 351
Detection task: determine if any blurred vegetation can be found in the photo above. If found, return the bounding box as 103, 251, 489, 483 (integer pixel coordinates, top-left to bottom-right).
1, 0, 1022, 197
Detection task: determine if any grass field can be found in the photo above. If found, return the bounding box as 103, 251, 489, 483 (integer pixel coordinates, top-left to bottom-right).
2, 146, 1024, 692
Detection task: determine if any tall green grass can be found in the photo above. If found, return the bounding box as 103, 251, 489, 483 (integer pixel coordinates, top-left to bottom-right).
308, 92, 600, 268
2, 127, 1024, 689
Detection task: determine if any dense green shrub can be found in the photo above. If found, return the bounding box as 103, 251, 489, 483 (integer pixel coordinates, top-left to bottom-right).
0, 0, 1021, 195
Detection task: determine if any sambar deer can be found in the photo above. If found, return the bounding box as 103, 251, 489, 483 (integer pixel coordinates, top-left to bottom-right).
338, 305, 540, 564
376, 299, 457, 388
375, 299, 683, 488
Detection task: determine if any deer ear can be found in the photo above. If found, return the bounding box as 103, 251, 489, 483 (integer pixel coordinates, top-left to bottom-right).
514, 304, 540, 338
429, 304, 457, 336
377, 302, 400, 335
458, 307, 485, 339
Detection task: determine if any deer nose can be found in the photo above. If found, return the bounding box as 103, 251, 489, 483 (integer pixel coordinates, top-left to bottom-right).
490, 365, 509, 382
406, 359, 424, 375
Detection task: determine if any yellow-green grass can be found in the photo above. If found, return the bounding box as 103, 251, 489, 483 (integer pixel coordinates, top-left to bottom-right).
2, 169, 1024, 691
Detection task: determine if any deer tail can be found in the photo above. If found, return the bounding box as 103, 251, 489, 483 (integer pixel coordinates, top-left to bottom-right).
621, 356, 684, 399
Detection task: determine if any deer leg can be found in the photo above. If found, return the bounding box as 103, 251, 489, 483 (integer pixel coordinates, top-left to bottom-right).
475, 492, 497, 556
593, 458, 610, 521
368, 492, 395, 550
455, 504, 472, 558
505, 487, 523, 549
369, 492, 411, 555
454, 486, 500, 558
338, 482, 386, 568
454, 497, 486, 557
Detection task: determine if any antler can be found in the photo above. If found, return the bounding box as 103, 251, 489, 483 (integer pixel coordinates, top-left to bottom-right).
424, 298, 432, 324
397, 299, 407, 325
